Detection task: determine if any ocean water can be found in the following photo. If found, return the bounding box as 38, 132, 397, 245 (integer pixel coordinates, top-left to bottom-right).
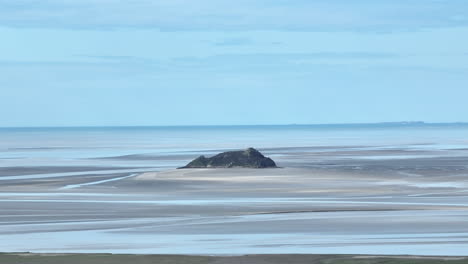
1, 123, 468, 169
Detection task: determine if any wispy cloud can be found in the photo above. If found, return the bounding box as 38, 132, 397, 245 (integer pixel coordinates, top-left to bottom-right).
214, 37, 253, 46
76, 55, 156, 64
1, 0, 468, 31
0, 52, 398, 67
0, 52, 401, 80
167, 52, 403, 73
172, 52, 399, 64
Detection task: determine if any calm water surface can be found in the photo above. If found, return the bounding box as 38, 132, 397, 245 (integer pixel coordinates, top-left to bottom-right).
1, 124, 467, 168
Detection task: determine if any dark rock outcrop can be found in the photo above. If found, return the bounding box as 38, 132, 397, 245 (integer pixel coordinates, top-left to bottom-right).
179, 148, 277, 169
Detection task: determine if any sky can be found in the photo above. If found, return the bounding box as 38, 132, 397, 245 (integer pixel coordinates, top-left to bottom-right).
1, 0, 468, 127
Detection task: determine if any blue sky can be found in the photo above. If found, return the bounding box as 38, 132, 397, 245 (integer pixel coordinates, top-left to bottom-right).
1, 0, 468, 126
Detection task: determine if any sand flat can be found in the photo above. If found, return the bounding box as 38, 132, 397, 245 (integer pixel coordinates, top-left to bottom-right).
0, 146, 468, 255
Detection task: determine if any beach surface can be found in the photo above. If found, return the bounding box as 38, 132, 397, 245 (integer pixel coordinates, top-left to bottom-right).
1, 142, 468, 255
1, 125, 468, 256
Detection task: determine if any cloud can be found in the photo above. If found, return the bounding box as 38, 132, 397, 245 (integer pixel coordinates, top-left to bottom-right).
172, 52, 399, 64
166, 52, 402, 73
76, 55, 156, 64
214, 37, 253, 46
0, 52, 397, 66
1, 0, 468, 31
2, 51, 467, 79
0, 52, 400, 78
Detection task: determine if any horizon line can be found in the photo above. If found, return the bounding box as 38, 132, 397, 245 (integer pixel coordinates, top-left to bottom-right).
1, 121, 468, 129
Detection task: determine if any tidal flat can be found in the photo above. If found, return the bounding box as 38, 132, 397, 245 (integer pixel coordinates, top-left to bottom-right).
1, 145, 468, 255
1, 125, 468, 256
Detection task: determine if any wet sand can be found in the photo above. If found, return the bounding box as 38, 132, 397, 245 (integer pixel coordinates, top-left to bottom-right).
0, 146, 468, 255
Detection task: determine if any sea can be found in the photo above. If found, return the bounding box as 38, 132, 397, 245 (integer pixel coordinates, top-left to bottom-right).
1, 123, 468, 170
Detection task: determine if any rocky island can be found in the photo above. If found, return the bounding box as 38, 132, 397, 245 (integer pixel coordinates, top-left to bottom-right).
179, 148, 277, 169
